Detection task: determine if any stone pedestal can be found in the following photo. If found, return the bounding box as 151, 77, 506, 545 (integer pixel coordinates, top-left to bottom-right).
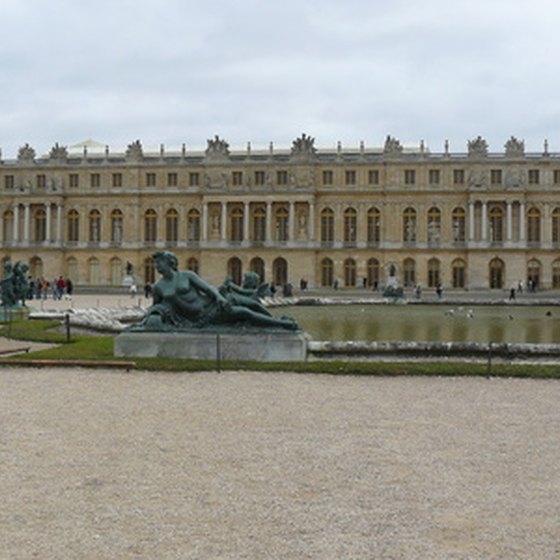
0, 306, 30, 321
114, 331, 308, 362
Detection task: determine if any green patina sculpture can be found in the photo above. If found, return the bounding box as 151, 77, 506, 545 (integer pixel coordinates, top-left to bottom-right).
1, 260, 29, 307
129, 252, 298, 332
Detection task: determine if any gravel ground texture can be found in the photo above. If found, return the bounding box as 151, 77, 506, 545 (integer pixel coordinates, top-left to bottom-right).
1, 369, 559, 559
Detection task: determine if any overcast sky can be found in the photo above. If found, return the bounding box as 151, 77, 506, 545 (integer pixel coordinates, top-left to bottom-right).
1, 0, 559, 157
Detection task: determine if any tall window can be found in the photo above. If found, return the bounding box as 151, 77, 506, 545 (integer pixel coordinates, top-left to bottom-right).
403, 207, 417, 243
189, 172, 200, 187
110, 258, 122, 286
275, 207, 289, 242
322, 170, 333, 185
144, 209, 157, 242
36, 174, 46, 189
528, 169, 540, 184
403, 258, 416, 287
345, 170, 356, 185
452, 207, 466, 243
67, 209, 80, 243
166, 208, 179, 243
367, 258, 380, 289
276, 170, 288, 185
553, 260, 560, 288
489, 207, 504, 243
527, 207, 541, 244
552, 208, 560, 245
344, 258, 357, 287
144, 256, 155, 284
112, 173, 122, 187
69, 174, 79, 188
34, 209, 47, 242
452, 259, 466, 288
368, 170, 379, 185
187, 209, 201, 242
227, 257, 243, 285
367, 207, 380, 244
89, 209, 101, 243
273, 257, 288, 286
320, 208, 334, 245
343, 207, 357, 245
90, 173, 100, 188
404, 169, 416, 185
111, 209, 123, 243
250, 257, 265, 282
230, 206, 244, 242
427, 207, 441, 246
453, 169, 465, 185
489, 258, 505, 289
490, 169, 502, 185
527, 259, 541, 289
427, 258, 440, 288
252, 206, 266, 242
4, 175, 14, 190
321, 258, 334, 287
254, 171, 266, 186
167, 172, 178, 187
146, 173, 156, 187
232, 171, 243, 186
428, 169, 440, 184
3, 210, 13, 242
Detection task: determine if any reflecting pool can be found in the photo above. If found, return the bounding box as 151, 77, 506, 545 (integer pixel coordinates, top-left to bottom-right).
280, 304, 560, 344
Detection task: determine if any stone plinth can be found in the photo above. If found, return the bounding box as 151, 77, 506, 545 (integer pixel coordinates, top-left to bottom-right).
114, 331, 308, 362
0, 306, 30, 321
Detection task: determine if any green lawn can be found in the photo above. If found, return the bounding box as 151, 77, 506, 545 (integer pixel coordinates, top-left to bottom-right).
1, 319, 560, 378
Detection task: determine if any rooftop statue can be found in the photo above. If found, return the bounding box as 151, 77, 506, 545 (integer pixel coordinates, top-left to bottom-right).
17, 143, 36, 163
468, 136, 488, 158
129, 252, 298, 332
126, 140, 144, 161
383, 135, 403, 156
1, 261, 29, 307
49, 142, 68, 161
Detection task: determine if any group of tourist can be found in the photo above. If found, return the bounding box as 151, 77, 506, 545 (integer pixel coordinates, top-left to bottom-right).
27, 276, 73, 300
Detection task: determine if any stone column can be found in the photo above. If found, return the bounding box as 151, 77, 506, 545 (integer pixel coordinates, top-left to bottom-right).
289, 201, 295, 241
468, 202, 475, 241
266, 201, 272, 242
309, 202, 315, 242
520, 201, 526, 241
45, 203, 51, 242
202, 203, 208, 242
221, 203, 227, 240
506, 201, 513, 241
13, 204, 19, 242
56, 204, 63, 243
23, 203, 30, 243
243, 202, 250, 241
481, 201, 487, 241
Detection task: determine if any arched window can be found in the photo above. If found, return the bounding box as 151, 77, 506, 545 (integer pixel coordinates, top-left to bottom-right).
227, 257, 243, 285
187, 208, 201, 242
527, 207, 541, 244
452, 207, 466, 243
489, 258, 505, 289
403, 207, 416, 243
452, 259, 467, 288
527, 259, 541, 289
66, 258, 78, 283
343, 258, 357, 287
111, 209, 124, 244
110, 258, 122, 286
67, 209, 80, 243
552, 208, 560, 245
166, 208, 179, 243
187, 257, 199, 274
229, 206, 244, 242
320, 208, 334, 245
250, 257, 265, 281
89, 209, 101, 243
275, 207, 289, 242
273, 257, 288, 286
321, 257, 334, 287
88, 257, 100, 285
34, 208, 47, 242
427, 207, 441, 246
343, 207, 357, 245
403, 258, 416, 287
367, 207, 380, 245
30, 256, 43, 278
427, 258, 440, 288
552, 259, 560, 289
489, 206, 504, 243
252, 206, 266, 243
144, 209, 157, 242
367, 258, 380, 289
3, 210, 13, 242
144, 256, 155, 284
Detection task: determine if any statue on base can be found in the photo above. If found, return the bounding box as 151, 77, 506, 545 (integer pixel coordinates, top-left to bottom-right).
129, 252, 298, 332
1, 261, 29, 307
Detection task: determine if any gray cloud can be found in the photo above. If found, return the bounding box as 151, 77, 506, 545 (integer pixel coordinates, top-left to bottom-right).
2, 0, 560, 157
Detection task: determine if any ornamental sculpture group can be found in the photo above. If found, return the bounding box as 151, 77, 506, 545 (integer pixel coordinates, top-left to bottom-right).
1, 261, 29, 308
130, 251, 298, 332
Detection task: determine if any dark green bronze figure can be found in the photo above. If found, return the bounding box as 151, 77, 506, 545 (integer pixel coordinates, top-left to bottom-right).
130, 252, 298, 331
1, 260, 29, 307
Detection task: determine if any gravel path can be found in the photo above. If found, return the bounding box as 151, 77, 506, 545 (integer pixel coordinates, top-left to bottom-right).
1, 369, 559, 559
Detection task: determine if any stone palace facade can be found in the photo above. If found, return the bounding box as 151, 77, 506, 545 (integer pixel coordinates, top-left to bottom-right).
1, 134, 559, 291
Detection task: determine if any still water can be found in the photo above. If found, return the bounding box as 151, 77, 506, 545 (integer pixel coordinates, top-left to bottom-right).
280, 304, 560, 344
